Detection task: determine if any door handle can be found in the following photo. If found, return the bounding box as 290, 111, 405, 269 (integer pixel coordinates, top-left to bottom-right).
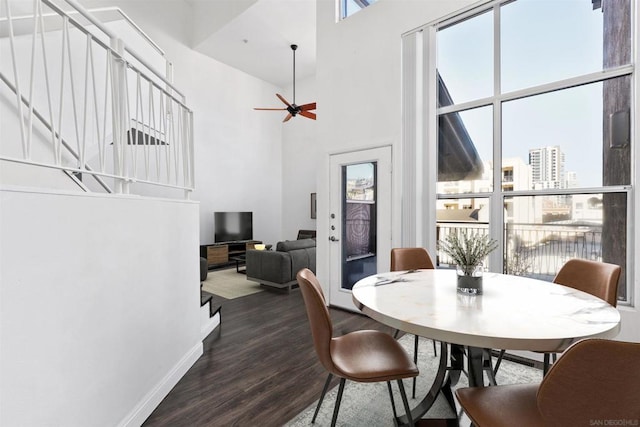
329, 236, 340, 242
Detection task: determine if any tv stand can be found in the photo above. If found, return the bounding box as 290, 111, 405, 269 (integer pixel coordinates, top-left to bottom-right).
200, 240, 261, 268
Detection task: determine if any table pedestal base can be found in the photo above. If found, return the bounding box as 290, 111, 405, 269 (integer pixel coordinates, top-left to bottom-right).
394, 342, 498, 427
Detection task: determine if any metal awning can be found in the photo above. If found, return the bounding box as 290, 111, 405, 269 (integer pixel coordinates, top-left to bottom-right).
437, 72, 484, 181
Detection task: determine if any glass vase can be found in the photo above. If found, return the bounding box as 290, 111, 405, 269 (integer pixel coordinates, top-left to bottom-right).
456, 264, 483, 295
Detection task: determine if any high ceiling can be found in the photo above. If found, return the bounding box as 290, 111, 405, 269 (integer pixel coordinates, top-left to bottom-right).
186, 0, 316, 88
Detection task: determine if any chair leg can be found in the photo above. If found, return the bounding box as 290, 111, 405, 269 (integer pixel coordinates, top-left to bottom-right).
412, 334, 419, 399
493, 349, 506, 377
397, 379, 414, 426
387, 381, 398, 419
432, 339, 438, 357
330, 378, 346, 427
393, 328, 401, 339
543, 352, 557, 376
482, 348, 497, 386
543, 353, 551, 376
312, 373, 333, 424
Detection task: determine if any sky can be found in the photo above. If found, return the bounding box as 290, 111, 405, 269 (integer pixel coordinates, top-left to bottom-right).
437, 0, 614, 188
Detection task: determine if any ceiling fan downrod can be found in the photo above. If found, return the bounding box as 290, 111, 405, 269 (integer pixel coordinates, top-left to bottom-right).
291, 44, 297, 106
253, 43, 316, 122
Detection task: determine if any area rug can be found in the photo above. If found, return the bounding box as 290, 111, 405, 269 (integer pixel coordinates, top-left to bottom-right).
285, 335, 542, 426
201, 268, 264, 299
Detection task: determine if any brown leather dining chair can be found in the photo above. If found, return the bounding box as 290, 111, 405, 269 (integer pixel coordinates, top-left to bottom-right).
390, 247, 436, 272
390, 247, 438, 398
552, 258, 620, 307
297, 268, 419, 427
456, 338, 640, 427
493, 258, 621, 376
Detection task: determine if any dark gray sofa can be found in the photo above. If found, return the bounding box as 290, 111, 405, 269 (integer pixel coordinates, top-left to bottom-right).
245, 238, 316, 291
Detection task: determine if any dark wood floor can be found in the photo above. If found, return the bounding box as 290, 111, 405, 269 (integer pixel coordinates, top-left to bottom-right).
142, 287, 394, 426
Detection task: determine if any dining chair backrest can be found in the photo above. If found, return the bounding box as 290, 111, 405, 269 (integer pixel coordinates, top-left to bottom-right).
297, 268, 336, 374
390, 247, 435, 271
552, 259, 621, 307
537, 339, 640, 425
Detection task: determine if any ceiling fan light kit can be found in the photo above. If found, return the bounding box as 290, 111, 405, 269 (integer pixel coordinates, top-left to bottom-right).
254, 44, 317, 122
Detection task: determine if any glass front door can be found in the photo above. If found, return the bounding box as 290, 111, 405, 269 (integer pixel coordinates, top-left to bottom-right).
329, 146, 391, 310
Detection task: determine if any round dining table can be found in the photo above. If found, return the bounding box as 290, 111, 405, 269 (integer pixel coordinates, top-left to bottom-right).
351, 269, 621, 425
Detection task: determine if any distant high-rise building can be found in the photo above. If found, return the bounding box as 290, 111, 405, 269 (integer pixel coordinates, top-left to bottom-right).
529, 146, 565, 190
566, 171, 579, 188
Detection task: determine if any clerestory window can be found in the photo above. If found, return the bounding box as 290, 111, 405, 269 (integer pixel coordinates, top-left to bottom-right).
339, 0, 378, 20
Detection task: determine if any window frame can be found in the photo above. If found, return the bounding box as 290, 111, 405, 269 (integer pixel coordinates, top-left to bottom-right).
426, 0, 635, 304
338, 0, 378, 20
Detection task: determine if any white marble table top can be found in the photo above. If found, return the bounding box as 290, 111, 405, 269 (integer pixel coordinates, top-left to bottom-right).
352, 269, 621, 352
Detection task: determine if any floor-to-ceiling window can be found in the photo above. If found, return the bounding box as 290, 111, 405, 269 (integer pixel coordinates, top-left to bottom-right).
430, 0, 633, 302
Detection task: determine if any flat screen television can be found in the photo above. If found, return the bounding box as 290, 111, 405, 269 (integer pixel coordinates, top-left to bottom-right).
214, 211, 253, 243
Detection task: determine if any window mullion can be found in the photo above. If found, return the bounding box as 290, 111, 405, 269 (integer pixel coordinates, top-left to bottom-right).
503, 185, 631, 198
490, 3, 503, 273
425, 25, 439, 258
493, 3, 501, 97
437, 64, 634, 116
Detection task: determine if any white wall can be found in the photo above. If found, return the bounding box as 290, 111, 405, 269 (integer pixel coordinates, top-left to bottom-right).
281, 74, 318, 240
314, 0, 475, 285
189, 0, 258, 47
0, 188, 201, 427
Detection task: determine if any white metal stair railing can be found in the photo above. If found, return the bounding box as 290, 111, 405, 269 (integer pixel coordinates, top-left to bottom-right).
0, 0, 195, 198
0, 70, 111, 193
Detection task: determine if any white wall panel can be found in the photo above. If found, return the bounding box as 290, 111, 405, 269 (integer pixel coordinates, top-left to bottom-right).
281, 74, 318, 240
314, 0, 475, 286
0, 188, 200, 426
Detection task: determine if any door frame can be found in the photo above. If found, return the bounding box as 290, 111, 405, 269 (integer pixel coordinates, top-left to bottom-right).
326, 146, 393, 310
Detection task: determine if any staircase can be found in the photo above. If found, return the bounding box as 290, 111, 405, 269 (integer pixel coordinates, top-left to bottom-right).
1, 0, 194, 198
201, 292, 222, 339
0, 0, 221, 324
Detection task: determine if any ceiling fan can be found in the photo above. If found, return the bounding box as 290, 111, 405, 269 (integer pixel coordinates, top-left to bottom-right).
254, 44, 316, 123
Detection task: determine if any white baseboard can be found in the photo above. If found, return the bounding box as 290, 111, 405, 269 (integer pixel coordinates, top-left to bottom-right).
118, 342, 203, 427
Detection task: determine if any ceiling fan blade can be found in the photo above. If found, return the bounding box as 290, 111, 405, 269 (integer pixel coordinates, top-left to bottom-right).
276, 93, 293, 108
299, 110, 316, 120
283, 113, 293, 123
254, 107, 287, 111
298, 102, 316, 111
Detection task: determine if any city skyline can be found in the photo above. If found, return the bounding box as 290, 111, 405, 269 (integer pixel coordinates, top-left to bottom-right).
437, 0, 607, 189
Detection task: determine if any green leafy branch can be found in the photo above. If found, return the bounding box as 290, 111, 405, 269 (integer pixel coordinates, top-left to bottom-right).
438, 230, 498, 276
